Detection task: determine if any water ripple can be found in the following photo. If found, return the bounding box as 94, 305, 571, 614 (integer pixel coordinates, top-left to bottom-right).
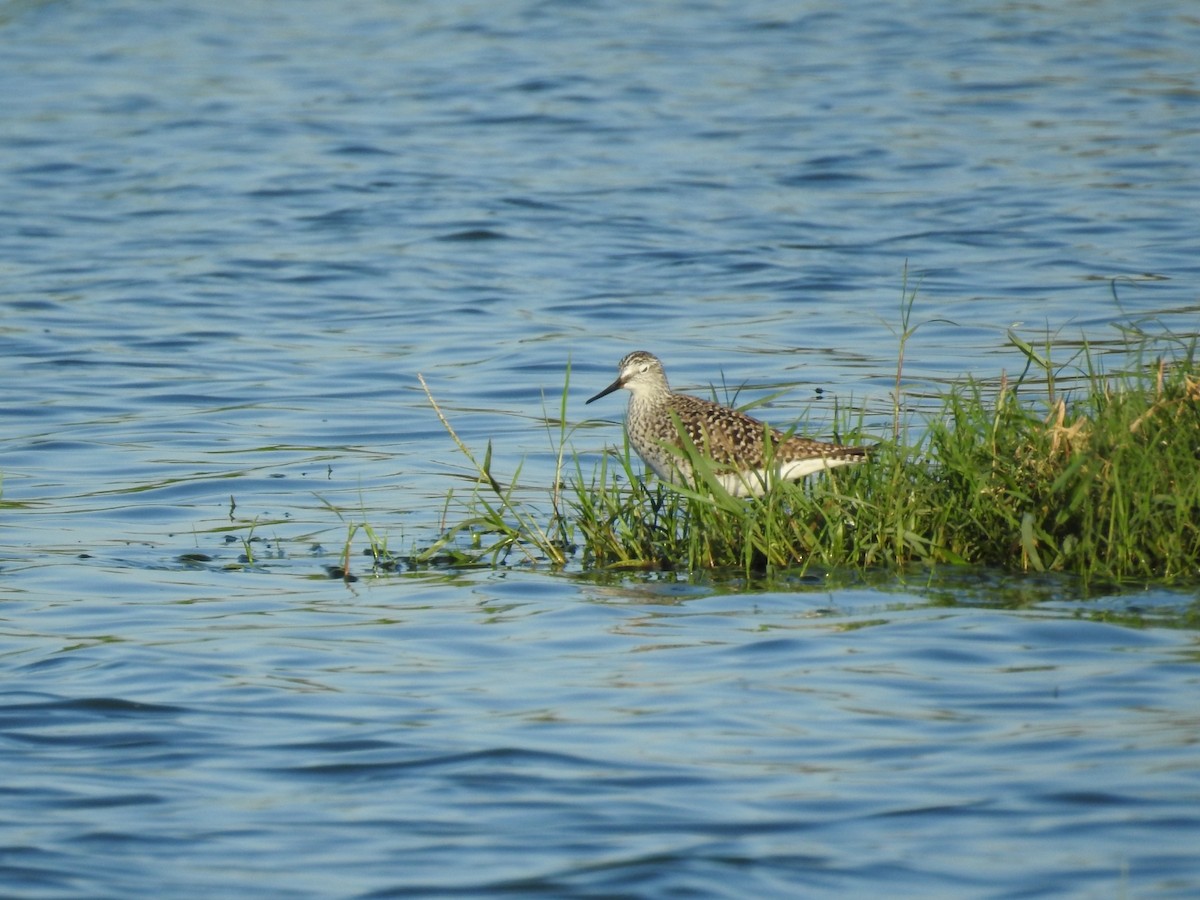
2, 0, 1199, 895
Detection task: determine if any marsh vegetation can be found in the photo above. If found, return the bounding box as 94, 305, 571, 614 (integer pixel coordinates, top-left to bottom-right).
412, 303, 1198, 587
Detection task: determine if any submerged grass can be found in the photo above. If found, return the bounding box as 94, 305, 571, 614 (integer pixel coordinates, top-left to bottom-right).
419, 315, 1200, 586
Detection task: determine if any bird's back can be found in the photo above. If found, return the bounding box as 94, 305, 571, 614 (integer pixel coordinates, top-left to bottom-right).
636, 392, 787, 471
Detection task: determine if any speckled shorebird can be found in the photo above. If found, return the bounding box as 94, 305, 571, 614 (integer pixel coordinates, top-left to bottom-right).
586, 350, 868, 497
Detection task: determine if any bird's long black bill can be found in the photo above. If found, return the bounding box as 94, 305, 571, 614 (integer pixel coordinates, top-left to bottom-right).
586, 377, 623, 404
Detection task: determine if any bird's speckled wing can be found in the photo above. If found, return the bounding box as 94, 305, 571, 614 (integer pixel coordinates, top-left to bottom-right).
662, 393, 784, 470
660, 393, 866, 471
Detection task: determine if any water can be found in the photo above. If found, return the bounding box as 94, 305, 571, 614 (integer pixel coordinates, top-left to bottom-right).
5, 582, 1198, 897
3, 0, 1199, 896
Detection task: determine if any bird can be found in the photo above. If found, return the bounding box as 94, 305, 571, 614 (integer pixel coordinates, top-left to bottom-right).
586, 350, 868, 497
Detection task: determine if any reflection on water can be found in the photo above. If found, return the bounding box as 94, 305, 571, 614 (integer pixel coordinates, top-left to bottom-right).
2, 0, 1200, 895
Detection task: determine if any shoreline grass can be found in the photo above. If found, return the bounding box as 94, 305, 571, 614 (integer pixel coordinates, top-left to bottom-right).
417, 320, 1199, 587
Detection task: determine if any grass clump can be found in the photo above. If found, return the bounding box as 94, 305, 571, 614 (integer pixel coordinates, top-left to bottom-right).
567, 428, 879, 572
419, 323, 1199, 585
913, 348, 1200, 580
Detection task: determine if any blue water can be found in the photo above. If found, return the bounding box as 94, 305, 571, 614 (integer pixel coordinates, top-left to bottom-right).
3, 0, 1199, 896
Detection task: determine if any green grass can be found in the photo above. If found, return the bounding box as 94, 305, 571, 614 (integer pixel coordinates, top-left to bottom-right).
415, 371, 574, 568
418, 319, 1200, 586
